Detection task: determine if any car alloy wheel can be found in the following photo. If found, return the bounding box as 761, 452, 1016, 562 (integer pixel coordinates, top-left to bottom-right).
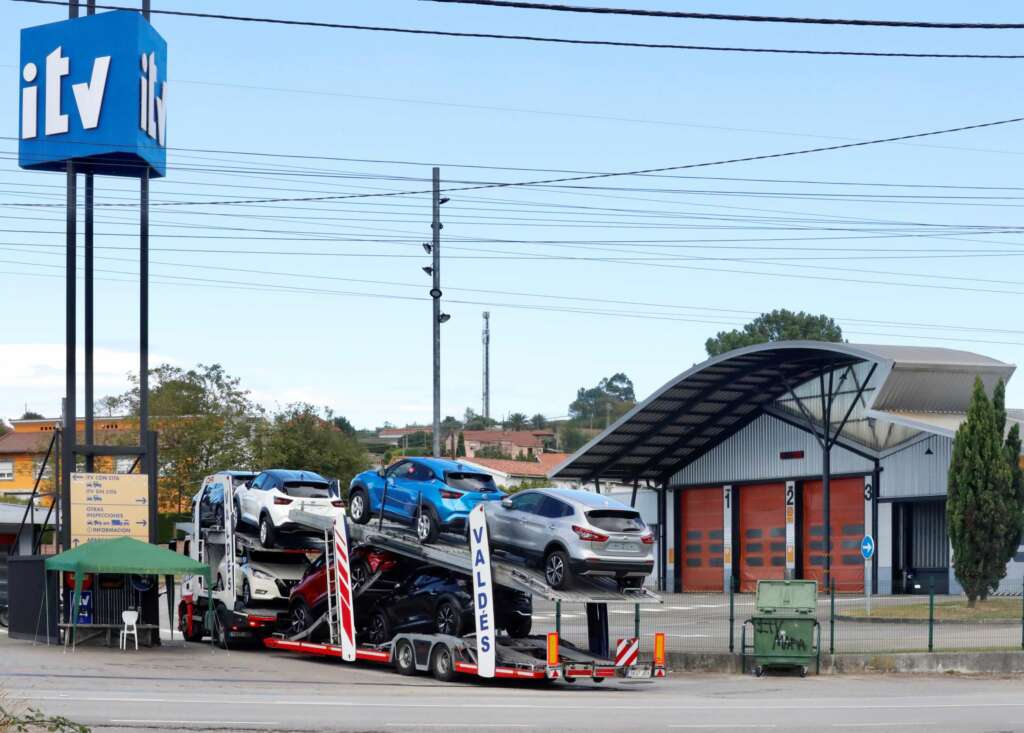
242, 580, 252, 607
416, 513, 431, 541
545, 554, 565, 587
350, 493, 365, 521
232, 501, 241, 530
436, 603, 459, 636
351, 560, 369, 588
292, 601, 310, 631
369, 613, 390, 645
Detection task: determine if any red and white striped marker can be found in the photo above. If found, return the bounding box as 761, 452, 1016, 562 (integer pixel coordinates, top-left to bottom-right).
615, 637, 639, 667
333, 509, 356, 662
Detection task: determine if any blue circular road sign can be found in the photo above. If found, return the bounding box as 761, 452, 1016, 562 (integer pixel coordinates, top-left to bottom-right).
860, 535, 875, 560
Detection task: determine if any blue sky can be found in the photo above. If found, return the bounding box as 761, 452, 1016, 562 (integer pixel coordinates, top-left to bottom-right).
3, 1, 1024, 428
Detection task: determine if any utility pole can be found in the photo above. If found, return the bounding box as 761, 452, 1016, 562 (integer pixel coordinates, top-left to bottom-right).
482, 312, 491, 420
431, 167, 442, 458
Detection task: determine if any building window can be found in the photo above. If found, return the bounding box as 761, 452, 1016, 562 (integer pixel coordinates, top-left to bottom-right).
0, 461, 13, 481
115, 456, 135, 474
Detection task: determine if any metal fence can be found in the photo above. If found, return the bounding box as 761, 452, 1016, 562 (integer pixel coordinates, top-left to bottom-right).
532, 578, 1024, 659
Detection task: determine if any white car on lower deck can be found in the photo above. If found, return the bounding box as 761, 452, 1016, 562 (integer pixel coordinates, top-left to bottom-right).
219, 549, 310, 606
232, 469, 342, 547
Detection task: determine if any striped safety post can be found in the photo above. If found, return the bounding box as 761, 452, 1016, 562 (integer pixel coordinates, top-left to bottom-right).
615, 638, 639, 667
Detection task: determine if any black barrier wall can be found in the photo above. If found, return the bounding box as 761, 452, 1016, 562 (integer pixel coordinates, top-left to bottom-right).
7, 555, 58, 642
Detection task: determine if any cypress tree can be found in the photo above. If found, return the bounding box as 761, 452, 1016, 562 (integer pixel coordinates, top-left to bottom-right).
948, 378, 1015, 606
994, 381, 1024, 580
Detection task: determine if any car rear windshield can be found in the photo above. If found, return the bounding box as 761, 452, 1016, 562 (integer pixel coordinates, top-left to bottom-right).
281, 481, 330, 498
586, 510, 646, 532
445, 472, 498, 492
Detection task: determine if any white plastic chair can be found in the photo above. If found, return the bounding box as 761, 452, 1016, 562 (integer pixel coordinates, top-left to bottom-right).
120, 610, 139, 651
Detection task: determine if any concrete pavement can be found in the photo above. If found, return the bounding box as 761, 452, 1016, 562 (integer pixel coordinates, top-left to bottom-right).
4, 631, 1024, 732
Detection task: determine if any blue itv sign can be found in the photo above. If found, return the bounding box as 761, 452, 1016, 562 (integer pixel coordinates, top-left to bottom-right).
19, 11, 167, 178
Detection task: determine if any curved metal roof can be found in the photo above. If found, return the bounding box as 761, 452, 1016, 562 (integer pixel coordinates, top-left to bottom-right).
550, 341, 1015, 483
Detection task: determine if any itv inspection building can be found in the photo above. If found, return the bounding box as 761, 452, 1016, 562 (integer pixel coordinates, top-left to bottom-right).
552, 342, 1024, 596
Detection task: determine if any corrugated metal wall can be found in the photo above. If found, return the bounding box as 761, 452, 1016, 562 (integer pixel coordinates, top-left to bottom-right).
669, 413, 874, 486
879, 434, 951, 499
911, 501, 949, 569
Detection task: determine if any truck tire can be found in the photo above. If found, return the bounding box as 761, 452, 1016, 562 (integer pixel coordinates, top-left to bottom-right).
430, 644, 457, 683
544, 550, 573, 590
215, 611, 232, 650
504, 615, 532, 638
349, 488, 371, 525
259, 514, 277, 548
416, 506, 440, 544
434, 600, 464, 637
394, 639, 417, 676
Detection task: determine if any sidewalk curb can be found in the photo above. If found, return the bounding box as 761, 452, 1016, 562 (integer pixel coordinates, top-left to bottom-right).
667, 650, 1024, 675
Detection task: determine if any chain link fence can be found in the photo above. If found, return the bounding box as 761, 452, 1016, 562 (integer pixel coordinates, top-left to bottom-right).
532, 578, 1024, 659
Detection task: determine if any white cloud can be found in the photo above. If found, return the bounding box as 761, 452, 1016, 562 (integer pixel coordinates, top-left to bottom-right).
0, 343, 176, 421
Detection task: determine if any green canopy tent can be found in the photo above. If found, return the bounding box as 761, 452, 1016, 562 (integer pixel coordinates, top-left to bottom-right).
44, 537, 212, 650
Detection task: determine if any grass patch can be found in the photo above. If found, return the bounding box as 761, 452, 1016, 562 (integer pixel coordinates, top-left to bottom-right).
845, 597, 1022, 622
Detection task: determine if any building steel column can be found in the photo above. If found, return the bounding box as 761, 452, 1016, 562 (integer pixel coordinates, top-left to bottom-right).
872, 460, 881, 594
658, 482, 668, 591
84, 173, 94, 471
62, 165, 76, 552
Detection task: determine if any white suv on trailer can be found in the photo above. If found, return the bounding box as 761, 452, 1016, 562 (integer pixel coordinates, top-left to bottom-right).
233, 469, 341, 547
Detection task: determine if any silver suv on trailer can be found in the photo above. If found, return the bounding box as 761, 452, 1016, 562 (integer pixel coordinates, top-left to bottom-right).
483, 487, 654, 590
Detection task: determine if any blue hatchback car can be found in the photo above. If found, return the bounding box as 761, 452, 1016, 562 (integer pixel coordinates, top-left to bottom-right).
348, 457, 505, 543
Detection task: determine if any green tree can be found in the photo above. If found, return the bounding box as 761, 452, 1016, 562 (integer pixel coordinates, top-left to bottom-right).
464, 407, 498, 431
569, 373, 636, 426
103, 363, 261, 511
0, 420, 9, 437
331, 414, 356, 436
255, 403, 368, 487
440, 415, 463, 456
559, 424, 588, 453
705, 309, 843, 357
456, 432, 466, 457
948, 377, 1017, 606
20, 410, 45, 420
992, 381, 1024, 576
505, 412, 529, 431
530, 413, 547, 430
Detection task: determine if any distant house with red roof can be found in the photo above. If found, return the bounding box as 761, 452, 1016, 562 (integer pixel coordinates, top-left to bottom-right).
462, 430, 549, 459
462, 452, 575, 489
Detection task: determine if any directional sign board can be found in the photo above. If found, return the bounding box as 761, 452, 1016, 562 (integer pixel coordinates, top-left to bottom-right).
860, 535, 875, 561
70, 472, 149, 547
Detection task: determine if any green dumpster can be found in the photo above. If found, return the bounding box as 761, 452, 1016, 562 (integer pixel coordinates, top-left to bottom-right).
741, 579, 820, 677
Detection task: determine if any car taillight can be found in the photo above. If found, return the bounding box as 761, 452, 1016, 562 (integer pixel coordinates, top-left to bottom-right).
331, 500, 344, 507
572, 525, 608, 542
439, 489, 464, 500
273, 497, 293, 505
641, 533, 655, 545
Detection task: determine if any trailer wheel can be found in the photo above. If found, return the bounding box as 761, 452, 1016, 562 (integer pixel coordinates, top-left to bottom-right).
349, 489, 371, 525
394, 639, 417, 676
430, 644, 456, 682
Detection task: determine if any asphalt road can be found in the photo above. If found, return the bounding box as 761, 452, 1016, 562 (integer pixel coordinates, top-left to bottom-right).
4, 630, 1024, 733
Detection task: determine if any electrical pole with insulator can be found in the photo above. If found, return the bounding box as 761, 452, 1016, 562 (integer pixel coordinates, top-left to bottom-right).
482, 312, 490, 420
425, 167, 450, 457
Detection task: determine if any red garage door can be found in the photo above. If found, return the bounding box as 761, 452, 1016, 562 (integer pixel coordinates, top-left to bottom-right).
680, 487, 723, 591
739, 483, 786, 592
802, 478, 865, 593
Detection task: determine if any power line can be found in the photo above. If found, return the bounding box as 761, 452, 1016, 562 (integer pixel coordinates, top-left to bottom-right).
10, 0, 1024, 58
6, 116, 1023, 209
426, 1, 1024, 30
